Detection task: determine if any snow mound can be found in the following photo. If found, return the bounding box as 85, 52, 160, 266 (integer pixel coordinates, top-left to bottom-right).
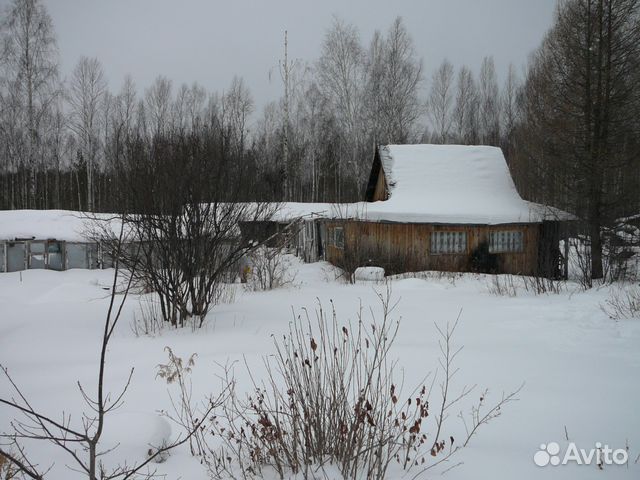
101, 412, 172, 464
355, 266, 385, 281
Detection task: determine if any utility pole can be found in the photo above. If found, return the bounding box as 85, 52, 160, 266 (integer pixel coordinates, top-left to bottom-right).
280, 30, 291, 200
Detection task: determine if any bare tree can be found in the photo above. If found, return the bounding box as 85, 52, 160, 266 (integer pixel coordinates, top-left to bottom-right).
186, 83, 207, 129
428, 59, 455, 144
0, 0, 60, 208
144, 75, 172, 137
363, 29, 386, 143
68, 56, 107, 212
500, 63, 520, 147
317, 17, 364, 140
317, 17, 366, 190
221, 76, 253, 155
172, 83, 189, 133
171, 82, 207, 134
478, 56, 500, 145
452, 66, 480, 144
112, 123, 278, 328
377, 17, 423, 144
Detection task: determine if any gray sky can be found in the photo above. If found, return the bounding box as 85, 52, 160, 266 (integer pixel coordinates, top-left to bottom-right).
12, 0, 557, 112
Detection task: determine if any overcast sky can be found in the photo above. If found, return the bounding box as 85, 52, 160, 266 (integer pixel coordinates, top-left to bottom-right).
5, 0, 557, 112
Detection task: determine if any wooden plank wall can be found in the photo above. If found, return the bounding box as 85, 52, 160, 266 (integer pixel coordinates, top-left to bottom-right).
325, 221, 542, 275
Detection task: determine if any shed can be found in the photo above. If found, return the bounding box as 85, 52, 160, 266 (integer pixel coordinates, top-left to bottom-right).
0, 210, 113, 272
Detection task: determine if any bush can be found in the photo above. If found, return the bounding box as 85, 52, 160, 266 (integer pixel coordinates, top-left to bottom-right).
601, 284, 640, 320
487, 274, 565, 297
245, 246, 296, 291
209, 290, 521, 479
131, 295, 166, 336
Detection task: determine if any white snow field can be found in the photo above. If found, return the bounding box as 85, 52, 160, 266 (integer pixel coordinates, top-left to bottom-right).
1, 259, 639, 479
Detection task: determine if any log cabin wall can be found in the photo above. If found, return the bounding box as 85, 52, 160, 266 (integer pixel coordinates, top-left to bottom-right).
324, 220, 542, 276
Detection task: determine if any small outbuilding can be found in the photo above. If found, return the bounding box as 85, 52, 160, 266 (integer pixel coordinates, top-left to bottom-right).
0, 210, 111, 272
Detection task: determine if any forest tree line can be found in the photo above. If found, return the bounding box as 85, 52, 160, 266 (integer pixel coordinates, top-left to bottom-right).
1, 0, 640, 277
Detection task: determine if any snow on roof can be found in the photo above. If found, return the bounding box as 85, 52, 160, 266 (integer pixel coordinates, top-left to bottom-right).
268, 203, 335, 222
368, 144, 572, 224
0, 210, 120, 242
266, 146, 572, 225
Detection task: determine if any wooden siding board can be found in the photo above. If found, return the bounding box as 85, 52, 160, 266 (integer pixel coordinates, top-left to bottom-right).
325, 221, 543, 276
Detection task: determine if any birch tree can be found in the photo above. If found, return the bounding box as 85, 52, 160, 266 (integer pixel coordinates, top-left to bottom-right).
317, 17, 366, 188
68, 56, 107, 212
145, 75, 172, 137
500, 63, 519, 145
377, 17, 423, 144
452, 66, 479, 144
428, 59, 455, 144
0, 0, 60, 208
478, 56, 500, 145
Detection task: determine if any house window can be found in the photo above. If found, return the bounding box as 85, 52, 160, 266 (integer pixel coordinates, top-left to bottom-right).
489, 231, 524, 253
333, 227, 345, 249
431, 231, 467, 254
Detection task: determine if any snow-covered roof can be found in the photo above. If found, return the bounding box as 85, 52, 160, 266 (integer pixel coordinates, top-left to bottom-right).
268, 203, 337, 222
0, 210, 120, 242
266, 146, 573, 225
366, 144, 572, 224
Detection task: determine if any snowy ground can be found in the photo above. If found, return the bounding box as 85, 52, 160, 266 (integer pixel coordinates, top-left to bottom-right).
1, 259, 639, 479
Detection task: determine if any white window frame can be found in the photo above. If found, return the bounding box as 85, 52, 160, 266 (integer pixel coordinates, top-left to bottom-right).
430, 231, 467, 255
489, 230, 524, 253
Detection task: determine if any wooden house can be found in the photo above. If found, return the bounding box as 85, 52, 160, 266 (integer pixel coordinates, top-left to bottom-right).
323, 144, 572, 277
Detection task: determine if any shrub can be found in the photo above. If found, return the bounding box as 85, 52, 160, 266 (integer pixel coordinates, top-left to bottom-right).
209, 290, 520, 479
246, 246, 296, 291
601, 284, 640, 320
488, 274, 565, 297
131, 295, 166, 337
